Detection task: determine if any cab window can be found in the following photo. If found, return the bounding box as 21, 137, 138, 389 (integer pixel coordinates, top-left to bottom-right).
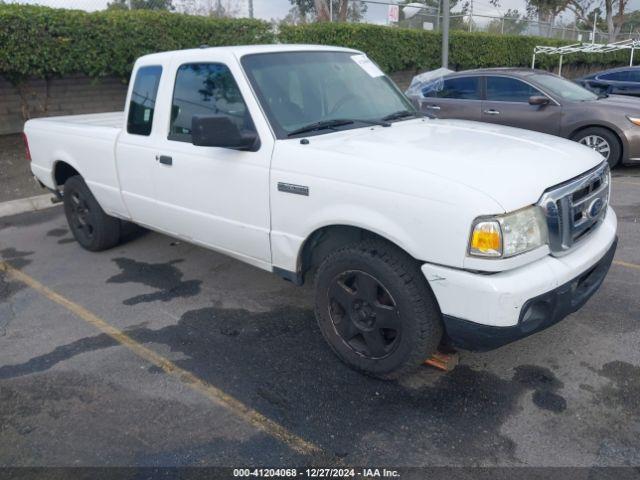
127, 65, 162, 136
169, 63, 251, 143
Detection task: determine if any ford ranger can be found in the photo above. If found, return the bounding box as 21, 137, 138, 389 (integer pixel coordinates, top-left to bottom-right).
24, 45, 618, 378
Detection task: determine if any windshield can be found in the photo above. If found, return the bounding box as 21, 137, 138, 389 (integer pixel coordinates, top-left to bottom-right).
531, 74, 598, 102
241, 51, 415, 138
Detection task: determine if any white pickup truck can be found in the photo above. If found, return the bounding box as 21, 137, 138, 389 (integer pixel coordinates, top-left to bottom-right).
25, 44, 617, 378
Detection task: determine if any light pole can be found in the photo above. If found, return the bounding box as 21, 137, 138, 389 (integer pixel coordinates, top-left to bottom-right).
442, 0, 450, 67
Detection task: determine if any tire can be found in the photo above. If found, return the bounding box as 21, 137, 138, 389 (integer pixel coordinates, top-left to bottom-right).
314, 239, 443, 379
63, 175, 121, 251
572, 127, 622, 168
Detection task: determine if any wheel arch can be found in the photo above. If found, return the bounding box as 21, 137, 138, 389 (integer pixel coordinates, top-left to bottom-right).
290, 224, 419, 286
52, 159, 82, 189
569, 123, 627, 162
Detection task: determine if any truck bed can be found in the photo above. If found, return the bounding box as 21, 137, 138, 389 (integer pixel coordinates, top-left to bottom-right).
30, 111, 124, 129
25, 111, 128, 218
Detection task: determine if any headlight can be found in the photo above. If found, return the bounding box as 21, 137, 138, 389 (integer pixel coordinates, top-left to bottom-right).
627, 115, 640, 126
469, 206, 548, 258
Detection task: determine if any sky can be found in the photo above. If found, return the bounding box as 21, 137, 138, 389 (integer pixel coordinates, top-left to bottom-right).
8, 0, 640, 26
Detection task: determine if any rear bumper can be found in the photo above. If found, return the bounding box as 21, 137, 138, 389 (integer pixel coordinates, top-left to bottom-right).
422, 207, 617, 351
441, 237, 617, 351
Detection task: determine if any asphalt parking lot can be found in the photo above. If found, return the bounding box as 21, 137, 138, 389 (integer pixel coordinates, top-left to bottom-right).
0, 168, 639, 471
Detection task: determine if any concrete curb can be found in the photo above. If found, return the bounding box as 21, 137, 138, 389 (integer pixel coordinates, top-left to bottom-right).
0, 194, 60, 218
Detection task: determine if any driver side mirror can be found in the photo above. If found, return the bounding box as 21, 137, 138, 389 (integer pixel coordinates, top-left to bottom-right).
191, 115, 259, 151
528, 95, 550, 106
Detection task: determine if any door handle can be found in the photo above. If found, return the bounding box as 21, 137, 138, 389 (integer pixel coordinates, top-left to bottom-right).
425, 105, 441, 110
483, 109, 500, 115
157, 155, 173, 166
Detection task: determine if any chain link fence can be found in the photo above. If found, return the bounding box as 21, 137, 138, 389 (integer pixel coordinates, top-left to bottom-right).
371, 1, 636, 43
4, 0, 638, 43
397, 10, 635, 43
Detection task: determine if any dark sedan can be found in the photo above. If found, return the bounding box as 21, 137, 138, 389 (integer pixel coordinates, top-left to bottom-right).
577, 66, 640, 97
409, 68, 640, 167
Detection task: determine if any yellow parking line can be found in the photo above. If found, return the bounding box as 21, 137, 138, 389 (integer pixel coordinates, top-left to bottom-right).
0, 261, 321, 456
613, 260, 640, 271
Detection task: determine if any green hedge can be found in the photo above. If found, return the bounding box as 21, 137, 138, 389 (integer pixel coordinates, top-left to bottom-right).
0, 4, 631, 85
279, 22, 630, 73
0, 4, 274, 83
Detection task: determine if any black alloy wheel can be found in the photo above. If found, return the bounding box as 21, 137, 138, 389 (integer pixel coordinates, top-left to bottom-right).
68, 189, 95, 245
63, 175, 121, 251
314, 239, 443, 379
328, 270, 400, 359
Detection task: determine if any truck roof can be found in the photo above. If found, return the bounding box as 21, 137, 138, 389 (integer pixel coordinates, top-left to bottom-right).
136, 44, 361, 63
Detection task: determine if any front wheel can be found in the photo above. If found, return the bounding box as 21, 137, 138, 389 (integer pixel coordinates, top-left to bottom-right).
63, 175, 121, 251
572, 127, 622, 168
314, 240, 443, 379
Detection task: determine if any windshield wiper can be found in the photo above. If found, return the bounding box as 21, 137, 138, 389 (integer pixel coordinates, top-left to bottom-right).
287, 118, 390, 137
382, 109, 435, 122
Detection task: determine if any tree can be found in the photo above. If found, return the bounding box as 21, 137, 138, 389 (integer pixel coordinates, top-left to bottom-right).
568, 0, 631, 42
287, 0, 367, 23
486, 9, 529, 34
522, 0, 572, 36
314, 0, 331, 21
107, 0, 174, 10
285, 0, 313, 23
396, 0, 470, 31
618, 9, 640, 36
180, 0, 240, 17
610, 0, 631, 40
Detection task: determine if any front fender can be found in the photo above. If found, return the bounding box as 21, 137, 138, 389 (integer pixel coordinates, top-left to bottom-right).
270, 187, 483, 273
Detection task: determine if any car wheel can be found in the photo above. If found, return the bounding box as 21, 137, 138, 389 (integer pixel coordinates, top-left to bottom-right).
573, 127, 621, 168
63, 175, 121, 251
314, 239, 443, 379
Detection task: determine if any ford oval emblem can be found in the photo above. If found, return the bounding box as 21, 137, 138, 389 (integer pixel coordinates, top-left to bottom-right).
588, 198, 604, 219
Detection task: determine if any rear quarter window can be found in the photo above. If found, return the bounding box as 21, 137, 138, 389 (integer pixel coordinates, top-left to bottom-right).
127, 66, 162, 136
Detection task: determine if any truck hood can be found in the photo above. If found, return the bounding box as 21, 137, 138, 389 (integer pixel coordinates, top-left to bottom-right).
301, 118, 604, 212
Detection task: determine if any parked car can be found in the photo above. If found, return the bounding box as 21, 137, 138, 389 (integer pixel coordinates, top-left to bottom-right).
24, 46, 617, 378
407, 67, 640, 167
576, 66, 640, 97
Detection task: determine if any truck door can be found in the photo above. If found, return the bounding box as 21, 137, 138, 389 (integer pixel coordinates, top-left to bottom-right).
151, 58, 272, 267
116, 65, 163, 226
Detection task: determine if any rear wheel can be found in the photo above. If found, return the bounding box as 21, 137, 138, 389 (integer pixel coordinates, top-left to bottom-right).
314, 240, 443, 379
63, 175, 121, 251
572, 127, 622, 168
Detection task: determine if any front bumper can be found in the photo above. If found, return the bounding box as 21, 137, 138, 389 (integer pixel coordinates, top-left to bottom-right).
422, 207, 618, 351
442, 237, 616, 351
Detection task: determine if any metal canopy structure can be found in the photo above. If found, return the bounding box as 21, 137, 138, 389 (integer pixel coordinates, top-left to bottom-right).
532, 39, 640, 75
